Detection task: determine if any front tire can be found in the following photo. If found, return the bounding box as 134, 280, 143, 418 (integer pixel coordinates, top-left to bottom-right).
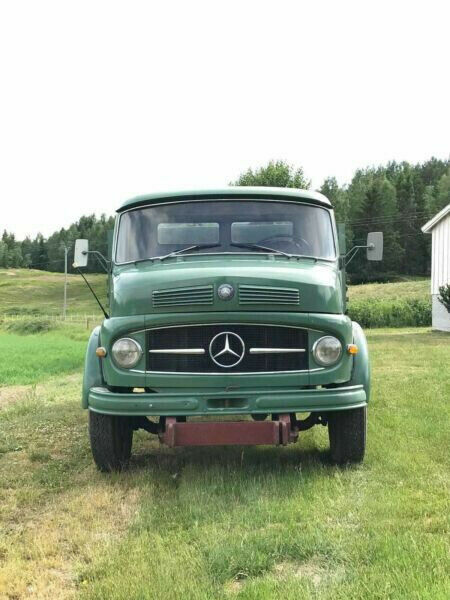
328, 407, 367, 465
89, 411, 133, 472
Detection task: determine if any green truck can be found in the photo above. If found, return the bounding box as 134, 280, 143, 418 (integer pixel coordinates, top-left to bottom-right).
75, 187, 383, 471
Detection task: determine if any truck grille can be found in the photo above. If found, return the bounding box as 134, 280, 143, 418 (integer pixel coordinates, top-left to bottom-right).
239, 285, 299, 305
153, 285, 213, 307
147, 324, 308, 373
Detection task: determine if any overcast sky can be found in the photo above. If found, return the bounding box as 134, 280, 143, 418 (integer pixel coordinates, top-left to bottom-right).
1, 0, 449, 239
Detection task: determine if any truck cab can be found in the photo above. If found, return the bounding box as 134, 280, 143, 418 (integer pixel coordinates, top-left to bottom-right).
77, 187, 381, 471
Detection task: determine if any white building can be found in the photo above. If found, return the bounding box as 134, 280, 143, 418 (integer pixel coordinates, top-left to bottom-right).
422, 204, 450, 332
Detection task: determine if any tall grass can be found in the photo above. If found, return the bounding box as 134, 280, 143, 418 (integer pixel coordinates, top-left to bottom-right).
2, 317, 56, 334
0, 324, 89, 385
348, 298, 431, 328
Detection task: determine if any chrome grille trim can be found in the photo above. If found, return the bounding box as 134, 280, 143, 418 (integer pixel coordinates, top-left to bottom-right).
149, 348, 205, 354
249, 347, 306, 354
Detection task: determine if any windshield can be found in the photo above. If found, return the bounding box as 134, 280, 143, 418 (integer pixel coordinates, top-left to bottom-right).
115, 200, 336, 263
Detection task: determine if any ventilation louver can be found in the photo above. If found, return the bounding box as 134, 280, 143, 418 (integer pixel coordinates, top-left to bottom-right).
153, 285, 213, 307
239, 285, 299, 305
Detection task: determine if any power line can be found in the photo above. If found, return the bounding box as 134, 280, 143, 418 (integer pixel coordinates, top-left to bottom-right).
346, 208, 434, 222
352, 231, 430, 243
344, 211, 436, 226
347, 209, 433, 222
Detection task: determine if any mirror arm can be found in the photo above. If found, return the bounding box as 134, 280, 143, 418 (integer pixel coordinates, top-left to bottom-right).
75, 267, 109, 319
83, 250, 110, 273
344, 244, 374, 267
344, 249, 359, 266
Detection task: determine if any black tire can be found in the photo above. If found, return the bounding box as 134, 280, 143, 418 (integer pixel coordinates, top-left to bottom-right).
89, 411, 133, 472
328, 407, 367, 465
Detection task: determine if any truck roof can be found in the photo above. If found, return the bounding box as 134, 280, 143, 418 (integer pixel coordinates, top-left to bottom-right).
118, 187, 331, 212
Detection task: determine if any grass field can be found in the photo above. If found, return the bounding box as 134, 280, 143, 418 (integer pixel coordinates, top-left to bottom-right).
0, 325, 449, 599
348, 277, 429, 302
0, 269, 106, 316
0, 325, 89, 385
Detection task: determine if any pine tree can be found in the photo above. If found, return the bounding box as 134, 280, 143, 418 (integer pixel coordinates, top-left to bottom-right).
435, 168, 450, 211
391, 164, 423, 274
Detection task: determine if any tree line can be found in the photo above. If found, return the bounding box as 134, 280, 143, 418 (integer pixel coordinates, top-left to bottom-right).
0, 214, 115, 274
233, 157, 450, 281
1, 157, 449, 281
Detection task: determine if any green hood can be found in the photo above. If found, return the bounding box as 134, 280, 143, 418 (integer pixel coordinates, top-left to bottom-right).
110, 256, 343, 317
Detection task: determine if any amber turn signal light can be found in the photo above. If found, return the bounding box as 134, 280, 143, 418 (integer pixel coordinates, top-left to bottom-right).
347, 344, 358, 355
96, 346, 107, 357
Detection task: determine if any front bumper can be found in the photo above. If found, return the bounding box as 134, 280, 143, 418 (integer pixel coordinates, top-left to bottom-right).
87, 384, 366, 417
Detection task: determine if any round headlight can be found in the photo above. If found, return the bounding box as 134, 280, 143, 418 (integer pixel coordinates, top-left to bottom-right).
111, 338, 142, 369
313, 336, 342, 366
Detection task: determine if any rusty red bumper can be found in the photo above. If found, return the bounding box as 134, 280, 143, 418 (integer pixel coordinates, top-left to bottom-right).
159, 415, 298, 447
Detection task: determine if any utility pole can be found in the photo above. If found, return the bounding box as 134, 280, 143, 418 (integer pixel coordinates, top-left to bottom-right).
63, 244, 70, 320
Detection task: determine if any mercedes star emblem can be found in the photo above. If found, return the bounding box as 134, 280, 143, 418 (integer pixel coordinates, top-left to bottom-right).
209, 331, 245, 368
217, 283, 235, 300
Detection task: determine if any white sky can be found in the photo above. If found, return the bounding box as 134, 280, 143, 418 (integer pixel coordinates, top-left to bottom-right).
1, 0, 449, 239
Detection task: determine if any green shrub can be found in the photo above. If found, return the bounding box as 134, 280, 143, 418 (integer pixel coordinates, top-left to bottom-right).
3, 318, 56, 335
438, 283, 450, 311
348, 298, 431, 328
3, 306, 45, 316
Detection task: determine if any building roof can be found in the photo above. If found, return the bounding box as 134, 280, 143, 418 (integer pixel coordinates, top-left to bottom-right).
118, 187, 331, 212
421, 203, 450, 233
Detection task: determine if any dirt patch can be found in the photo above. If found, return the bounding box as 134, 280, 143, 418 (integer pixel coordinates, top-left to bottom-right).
273, 557, 345, 587
224, 579, 245, 594
223, 558, 345, 595
0, 374, 80, 410
0, 385, 30, 409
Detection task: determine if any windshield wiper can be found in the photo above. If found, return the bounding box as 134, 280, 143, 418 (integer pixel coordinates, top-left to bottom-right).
134, 243, 221, 264
229, 242, 292, 258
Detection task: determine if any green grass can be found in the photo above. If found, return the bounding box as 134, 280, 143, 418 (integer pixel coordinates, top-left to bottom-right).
348, 278, 431, 328
0, 324, 89, 385
348, 277, 429, 302
0, 328, 448, 599
0, 268, 106, 316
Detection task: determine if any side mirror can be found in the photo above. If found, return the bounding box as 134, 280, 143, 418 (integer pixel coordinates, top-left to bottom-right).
367, 232, 383, 261
74, 239, 89, 268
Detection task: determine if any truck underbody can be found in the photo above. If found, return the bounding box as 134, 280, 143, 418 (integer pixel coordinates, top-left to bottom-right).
134, 412, 326, 447
88, 405, 367, 471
